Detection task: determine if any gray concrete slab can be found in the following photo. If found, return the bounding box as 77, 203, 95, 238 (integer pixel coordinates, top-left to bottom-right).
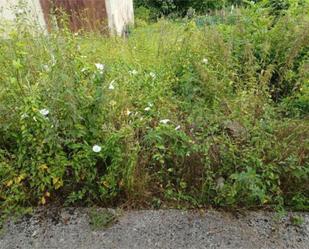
1, 209, 308, 249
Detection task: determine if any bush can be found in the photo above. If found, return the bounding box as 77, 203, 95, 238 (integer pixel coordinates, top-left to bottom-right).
133, 0, 246, 19
0, 3, 308, 217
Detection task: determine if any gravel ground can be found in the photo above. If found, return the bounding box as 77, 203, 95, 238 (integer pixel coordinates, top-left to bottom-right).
0, 209, 308, 249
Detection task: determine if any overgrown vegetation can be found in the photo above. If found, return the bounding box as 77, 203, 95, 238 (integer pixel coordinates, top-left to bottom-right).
0, 1, 308, 218
88, 209, 117, 230
134, 0, 245, 20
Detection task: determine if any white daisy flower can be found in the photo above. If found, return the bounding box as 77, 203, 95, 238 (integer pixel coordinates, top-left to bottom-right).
51, 54, 56, 66
95, 63, 105, 71
16, 9, 24, 15
144, 107, 151, 111
43, 65, 49, 71
92, 145, 102, 153
39, 109, 49, 116
149, 72, 156, 79
21, 113, 29, 119
129, 69, 138, 76
202, 58, 208, 64
160, 119, 170, 125
109, 80, 115, 90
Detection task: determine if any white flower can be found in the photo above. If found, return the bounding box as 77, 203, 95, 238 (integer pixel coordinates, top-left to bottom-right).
109, 100, 117, 106
16, 9, 25, 16
21, 113, 29, 119
92, 145, 102, 153
39, 109, 49, 116
160, 119, 170, 125
129, 69, 138, 76
202, 58, 208, 64
149, 72, 156, 79
43, 65, 49, 71
95, 63, 105, 72
125, 109, 132, 116
216, 177, 225, 189
144, 107, 151, 111
109, 80, 115, 90
175, 125, 181, 131
51, 54, 56, 66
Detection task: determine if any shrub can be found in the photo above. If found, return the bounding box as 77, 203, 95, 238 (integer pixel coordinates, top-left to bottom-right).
133, 0, 247, 19
0, 3, 308, 217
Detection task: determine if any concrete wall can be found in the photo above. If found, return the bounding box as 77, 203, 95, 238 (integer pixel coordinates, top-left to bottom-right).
105, 0, 134, 35
0, 0, 46, 29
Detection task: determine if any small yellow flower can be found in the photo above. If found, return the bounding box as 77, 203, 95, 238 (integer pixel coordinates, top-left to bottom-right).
6, 179, 13, 187
103, 181, 109, 188
52, 177, 63, 190
15, 174, 26, 184
39, 164, 48, 171
41, 196, 46, 205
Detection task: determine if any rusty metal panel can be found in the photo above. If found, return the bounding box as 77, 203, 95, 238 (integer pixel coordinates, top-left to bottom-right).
39, 0, 107, 32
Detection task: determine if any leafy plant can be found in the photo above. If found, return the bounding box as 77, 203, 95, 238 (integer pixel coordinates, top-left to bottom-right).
0, 2, 308, 218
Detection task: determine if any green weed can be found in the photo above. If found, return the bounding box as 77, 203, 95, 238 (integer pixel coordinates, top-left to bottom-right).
0, 2, 308, 217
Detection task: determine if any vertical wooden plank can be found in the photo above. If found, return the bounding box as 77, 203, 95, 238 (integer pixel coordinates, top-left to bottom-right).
105, 0, 134, 35
39, 0, 108, 32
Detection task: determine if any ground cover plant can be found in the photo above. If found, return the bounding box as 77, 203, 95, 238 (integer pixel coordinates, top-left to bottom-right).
0, 1, 308, 219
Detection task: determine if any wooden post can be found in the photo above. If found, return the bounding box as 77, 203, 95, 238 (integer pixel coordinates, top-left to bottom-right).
105, 0, 134, 36
40, 0, 108, 33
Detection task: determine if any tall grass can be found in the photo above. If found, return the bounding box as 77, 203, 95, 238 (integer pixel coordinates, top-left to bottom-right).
0, 4, 308, 217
